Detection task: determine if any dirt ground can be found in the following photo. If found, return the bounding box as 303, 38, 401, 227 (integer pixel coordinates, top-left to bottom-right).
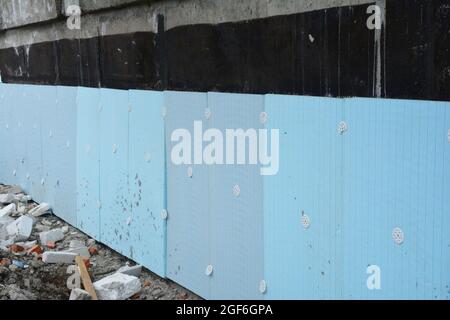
0, 184, 200, 300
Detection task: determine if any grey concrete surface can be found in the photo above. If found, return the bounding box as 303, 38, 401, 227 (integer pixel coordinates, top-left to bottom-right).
0, 0, 59, 30
0, 0, 378, 49
78, 0, 142, 12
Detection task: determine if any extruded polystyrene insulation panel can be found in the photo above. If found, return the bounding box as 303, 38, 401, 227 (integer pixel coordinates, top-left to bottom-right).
76, 87, 101, 239
21, 86, 45, 202
165, 91, 265, 299
25, 85, 57, 205
98, 88, 130, 253
0, 84, 6, 183
1, 81, 450, 300
208, 92, 265, 300
13, 86, 43, 198
0, 84, 77, 225
165, 91, 211, 298
264, 95, 343, 299
128, 90, 166, 277
0, 85, 24, 188
76, 87, 167, 275
0, 84, 18, 186
342, 98, 450, 299
41, 86, 77, 225
264, 95, 450, 299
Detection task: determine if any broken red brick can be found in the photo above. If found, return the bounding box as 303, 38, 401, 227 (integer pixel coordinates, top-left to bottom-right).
27, 245, 43, 255
0, 258, 11, 266
131, 293, 141, 300
10, 244, 25, 253
46, 242, 57, 249
143, 280, 152, 288
179, 292, 189, 300
88, 246, 98, 255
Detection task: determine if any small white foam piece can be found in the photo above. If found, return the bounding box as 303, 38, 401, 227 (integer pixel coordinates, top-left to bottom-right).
39, 228, 64, 244
66, 246, 90, 259
0, 203, 16, 218
0, 193, 15, 204
42, 251, 78, 264
29, 203, 51, 217
116, 264, 142, 278
69, 240, 85, 248
6, 215, 33, 242
94, 273, 141, 300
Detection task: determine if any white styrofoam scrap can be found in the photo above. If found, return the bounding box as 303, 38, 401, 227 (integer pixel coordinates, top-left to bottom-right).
39, 228, 65, 244
42, 251, 78, 264
93, 273, 141, 300
66, 246, 90, 259
29, 203, 51, 217
0, 215, 14, 225
69, 288, 92, 300
61, 226, 69, 234
0, 204, 16, 218
117, 264, 142, 278
69, 240, 84, 248
0, 193, 15, 204
6, 215, 33, 242
17, 204, 26, 214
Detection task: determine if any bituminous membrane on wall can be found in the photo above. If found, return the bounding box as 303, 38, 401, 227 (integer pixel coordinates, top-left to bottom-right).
2, 0, 450, 102
0, 83, 449, 299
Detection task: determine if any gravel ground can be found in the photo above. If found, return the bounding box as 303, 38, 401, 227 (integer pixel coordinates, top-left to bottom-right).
0, 184, 200, 300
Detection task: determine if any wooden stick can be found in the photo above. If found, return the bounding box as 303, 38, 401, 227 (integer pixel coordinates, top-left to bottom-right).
75, 256, 98, 300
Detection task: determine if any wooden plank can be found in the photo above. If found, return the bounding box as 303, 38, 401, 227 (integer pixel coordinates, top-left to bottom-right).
76, 256, 98, 300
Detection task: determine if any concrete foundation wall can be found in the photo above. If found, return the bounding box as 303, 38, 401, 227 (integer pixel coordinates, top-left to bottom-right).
0, 0, 59, 30
0, 0, 375, 47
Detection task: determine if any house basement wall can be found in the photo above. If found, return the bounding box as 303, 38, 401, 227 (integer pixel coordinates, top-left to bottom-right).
1, 0, 450, 299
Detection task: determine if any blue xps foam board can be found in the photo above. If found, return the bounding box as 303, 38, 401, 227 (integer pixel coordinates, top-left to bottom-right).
76, 87, 101, 239
128, 90, 166, 277
165, 91, 211, 298
264, 95, 343, 299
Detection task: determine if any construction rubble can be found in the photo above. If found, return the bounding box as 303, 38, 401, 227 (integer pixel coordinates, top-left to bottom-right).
0, 184, 199, 300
